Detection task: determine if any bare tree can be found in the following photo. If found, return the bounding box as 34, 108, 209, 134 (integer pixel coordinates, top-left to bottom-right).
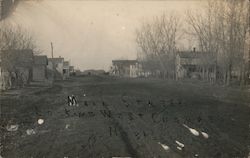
0, 23, 40, 53
136, 13, 182, 79
186, 0, 249, 85
0, 23, 40, 89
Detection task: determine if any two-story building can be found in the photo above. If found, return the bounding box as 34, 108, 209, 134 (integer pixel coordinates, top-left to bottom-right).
176, 50, 216, 81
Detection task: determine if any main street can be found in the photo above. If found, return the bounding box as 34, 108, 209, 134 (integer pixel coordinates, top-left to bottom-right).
1, 76, 250, 158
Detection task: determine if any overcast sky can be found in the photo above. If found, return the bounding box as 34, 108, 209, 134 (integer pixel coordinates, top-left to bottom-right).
5, 0, 203, 71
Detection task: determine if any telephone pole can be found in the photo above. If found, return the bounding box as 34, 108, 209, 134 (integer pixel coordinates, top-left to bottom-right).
51, 42, 54, 58
50, 42, 55, 81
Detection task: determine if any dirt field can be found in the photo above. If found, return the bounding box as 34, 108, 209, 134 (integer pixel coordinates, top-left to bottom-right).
1, 76, 250, 158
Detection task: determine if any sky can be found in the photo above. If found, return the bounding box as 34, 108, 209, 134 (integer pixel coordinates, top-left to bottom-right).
3, 0, 203, 71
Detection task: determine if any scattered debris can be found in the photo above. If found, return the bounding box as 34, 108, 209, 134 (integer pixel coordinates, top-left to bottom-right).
6, 124, 19, 132
175, 140, 185, 148
26, 129, 36, 135
158, 142, 169, 151
194, 154, 199, 157
183, 124, 199, 136
38, 119, 44, 125
201, 131, 209, 139
65, 124, 70, 129
83, 94, 86, 97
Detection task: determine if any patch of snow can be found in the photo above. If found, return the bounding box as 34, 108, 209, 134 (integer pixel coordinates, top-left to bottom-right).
194, 154, 199, 157
83, 94, 86, 97
26, 129, 36, 135
65, 124, 70, 129
158, 142, 169, 151
183, 124, 199, 136
38, 119, 44, 125
175, 140, 184, 148
177, 146, 182, 151
189, 128, 199, 136
6, 124, 19, 132
201, 131, 209, 139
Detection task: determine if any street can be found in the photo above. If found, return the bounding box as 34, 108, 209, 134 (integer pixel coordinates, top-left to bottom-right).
1, 76, 250, 158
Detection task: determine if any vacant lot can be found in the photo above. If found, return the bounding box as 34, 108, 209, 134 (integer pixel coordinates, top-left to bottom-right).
1, 76, 250, 158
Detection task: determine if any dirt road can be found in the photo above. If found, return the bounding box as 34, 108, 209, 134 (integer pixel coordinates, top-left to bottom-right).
1, 76, 250, 158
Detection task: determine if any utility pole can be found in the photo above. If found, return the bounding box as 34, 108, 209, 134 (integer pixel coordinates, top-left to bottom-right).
51, 42, 54, 58
50, 42, 55, 81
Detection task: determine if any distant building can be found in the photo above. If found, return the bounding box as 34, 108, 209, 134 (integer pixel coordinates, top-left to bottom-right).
82, 69, 106, 76
32, 55, 48, 81
176, 50, 216, 81
111, 60, 140, 78
74, 69, 82, 76
63, 61, 70, 79
69, 66, 74, 75
0, 49, 34, 90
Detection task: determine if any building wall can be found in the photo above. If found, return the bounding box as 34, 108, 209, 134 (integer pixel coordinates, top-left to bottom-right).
62, 68, 69, 79
175, 54, 216, 80
33, 65, 46, 81
0, 70, 10, 90
17, 67, 30, 85
176, 55, 187, 79
56, 62, 63, 75
130, 64, 140, 78
112, 61, 140, 78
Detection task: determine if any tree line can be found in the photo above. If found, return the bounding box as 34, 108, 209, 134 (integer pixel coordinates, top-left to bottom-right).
136, 0, 250, 85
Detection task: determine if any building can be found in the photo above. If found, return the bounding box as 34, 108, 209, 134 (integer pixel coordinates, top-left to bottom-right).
63, 61, 70, 79
111, 60, 140, 78
69, 66, 74, 76
82, 69, 106, 76
176, 50, 216, 81
0, 49, 34, 90
47, 57, 64, 80
32, 55, 48, 81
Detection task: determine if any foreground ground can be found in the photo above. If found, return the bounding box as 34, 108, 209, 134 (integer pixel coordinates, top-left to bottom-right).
1, 76, 250, 158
